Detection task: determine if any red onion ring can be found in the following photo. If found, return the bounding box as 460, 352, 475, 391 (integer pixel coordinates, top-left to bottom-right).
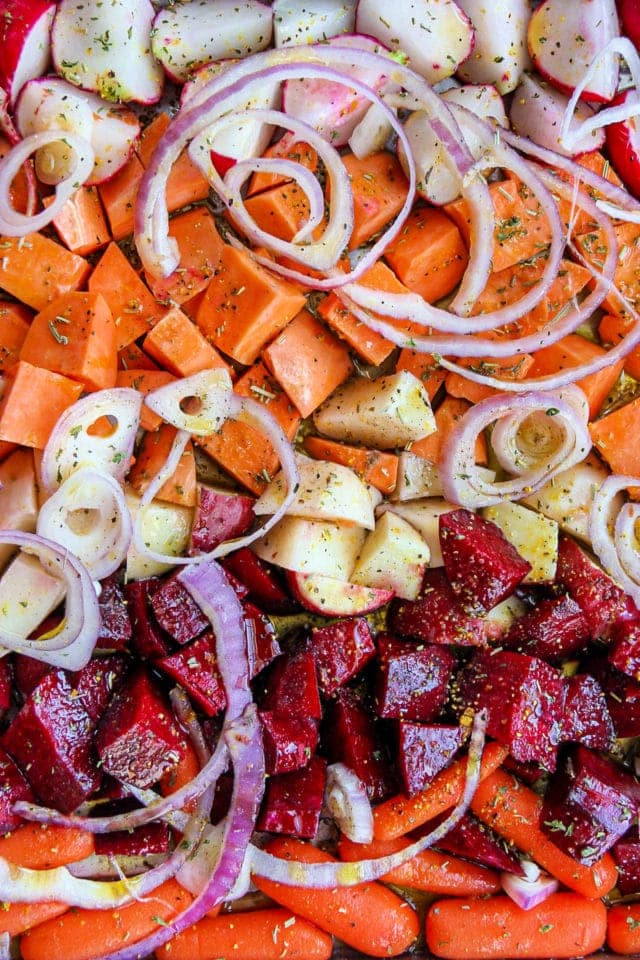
324, 763, 373, 844
590, 474, 640, 607
438, 390, 592, 509
0, 530, 99, 669
501, 869, 559, 911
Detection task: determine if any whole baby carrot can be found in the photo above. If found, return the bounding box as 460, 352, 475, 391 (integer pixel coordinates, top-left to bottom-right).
0, 823, 94, 869
0, 901, 68, 937
426, 892, 607, 959
607, 903, 640, 955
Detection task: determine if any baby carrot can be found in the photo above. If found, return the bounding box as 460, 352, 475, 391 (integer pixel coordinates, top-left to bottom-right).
252, 837, 419, 957
0, 823, 94, 869
338, 834, 501, 896
19, 878, 191, 960
471, 768, 618, 898
373, 741, 508, 841
0, 901, 68, 937
607, 903, 640, 955
155, 907, 333, 960
425, 892, 607, 959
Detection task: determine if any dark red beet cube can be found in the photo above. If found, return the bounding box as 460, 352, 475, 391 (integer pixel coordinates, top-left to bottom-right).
541, 746, 640, 864
93, 799, 170, 858
14, 655, 50, 699
149, 574, 210, 645
561, 674, 614, 750
257, 755, 326, 838
96, 573, 132, 651
156, 630, 226, 717
71, 655, 128, 723
322, 688, 394, 801
244, 602, 281, 679
0, 657, 12, 711
613, 835, 640, 896
609, 617, 640, 680
222, 547, 294, 613
1, 671, 100, 812
261, 649, 322, 720
439, 509, 531, 613
0, 745, 34, 834
502, 594, 590, 662
502, 755, 546, 786
429, 811, 525, 875
454, 650, 563, 770
556, 536, 629, 639
260, 710, 319, 775
586, 657, 640, 738
388, 569, 487, 646
310, 617, 376, 696
376, 633, 456, 721
398, 722, 465, 796
95, 668, 183, 788
190, 486, 255, 553
124, 579, 170, 659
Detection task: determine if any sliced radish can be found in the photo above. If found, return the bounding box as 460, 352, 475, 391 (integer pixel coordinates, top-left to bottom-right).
348, 102, 395, 158
442, 83, 509, 126
286, 570, 394, 616
0, 0, 56, 105
282, 34, 393, 147
606, 88, 640, 198
509, 72, 605, 157
355, 0, 474, 84
619, 0, 640, 51
456, 0, 531, 94
272, 0, 356, 47
15, 77, 140, 185
528, 0, 620, 103
52, 0, 163, 104
151, 0, 273, 84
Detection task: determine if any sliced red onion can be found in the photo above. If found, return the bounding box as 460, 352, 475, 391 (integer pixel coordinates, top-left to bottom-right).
0, 530, 99, 669
144, 369, 233, 436
67, 853, 169, 879
0, 932, 9, 960
40, 389, 142, 495
439, 391, 592, 509
177, 820, 253, 901
324, 763, 373, 844
170, 685, 211, 766
0, 130, 94, 235
36, 468, 132, 580
501, 869, 559, 910
590, 474, 640, 607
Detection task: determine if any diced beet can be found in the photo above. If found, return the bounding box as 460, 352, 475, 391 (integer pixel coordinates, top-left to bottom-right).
613, 834, 640, 896
156, 631, 226, 717
0, 745, 34, 834
71, 655, 128, 723
439, 509, 531, 613
586, 657, 640, 738
310, 618, 376, 696
502, 594, 590, 662
257, 755, 326, 838
96, 573, 132, 651
428, 811, 525, 875
222, 547, 295, 613
609, 617, 640, 680
224, 569, 251, 601
322, 687, 394, 801
93, 799, 171, 858
556, 535, 629, 639
0, 657, 12, 711
561, 673, 614, 750
95, 668, 183, 788
260, 710, 319, 775
124, 579, 170, 659
244, 602, 281, 680
502, 755, 546, 786
1, 671, 101, 812
453, 650, 563, 770
190, 486, 255, 553
260, 649, 322, 720
397, 722, 465, 796
541, 746, 640, 864
149, 574, 209, 646
210, 771, 234, 825
376, 633, 456, 722
14, 655, 51, 699
388, 569, 487, 646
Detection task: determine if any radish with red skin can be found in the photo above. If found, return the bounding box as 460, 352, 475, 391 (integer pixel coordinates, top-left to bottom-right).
527, 0, 620, 103
0, 0, 55, 106
151, 0, 272, 85
287, 570, 393, 616
618, 0, 640, 50
456, 0, 531, 94
355, 0, 474, 84
606, 88, 640, 198
273, 0, 356, 47
509, 71, 605, 157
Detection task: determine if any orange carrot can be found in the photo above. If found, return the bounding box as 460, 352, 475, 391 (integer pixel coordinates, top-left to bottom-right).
607, 902, 640, 955
137, 112, 209, 212
146, 207, 226, 306
589, 395, 640, 480
0, 233, 90, 311
244, 181, 315, 243
445, 352, 535, 405
19, 878, 191, 960
43, 186, 110, 256
384, 206, 468, 304
247, 133, 318, 196
471, 767, 618, 898
526, 332, 624, 418
142, 306, 231, 378
118, 341, 159, 372
0, 901, 68, 937
155, 907, 333, 960
409, 395, 488, 465
574, 221, 640, 319
425, 892, 607, 959
372, 742, 508, 842
0, 361, 83, 449
0, 300, 31, 372
0, 823, 94, 869
97, 152, 144, 240
396, 349, 447, 401
128, 423, 197, 507
252, 837, 419, 958
89, 242, 165, 351
599, 311, 640, 381
340, 151, 409, 250
338, 834, 501, 896
303, 435, 399, 494
0, 134, 30, 213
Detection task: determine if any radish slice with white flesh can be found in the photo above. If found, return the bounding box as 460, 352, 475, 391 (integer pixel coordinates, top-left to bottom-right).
286, 570, 394, 615
151, 0, 273, 84
355, 0, 474, 84
509, 72, 605, 157
348, 101, 395, 158
442, 83, 508, 127
0, 0, 56, 105
52, 0, 163, 104
282, 34, 395, 147
273, 0, 356, 47
527, 0, 620, 103
144, 369, 233, 436
15, 77, 140, 185
455, 0, 531, 94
